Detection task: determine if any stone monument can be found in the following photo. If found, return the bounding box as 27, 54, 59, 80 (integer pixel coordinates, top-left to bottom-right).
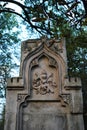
4, 37, 84, 130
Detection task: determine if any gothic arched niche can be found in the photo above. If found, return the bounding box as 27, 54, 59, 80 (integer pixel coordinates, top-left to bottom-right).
23, 43, 66, 99
30, 54, 59, 100
17, 41, 70, 130
17, 53, 68, 130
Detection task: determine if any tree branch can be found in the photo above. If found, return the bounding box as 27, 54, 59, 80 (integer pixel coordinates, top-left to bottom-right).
82, 0, 87, 15
0, 0, 86, 35
0, 0, 28, 9
0, 9, 27, 21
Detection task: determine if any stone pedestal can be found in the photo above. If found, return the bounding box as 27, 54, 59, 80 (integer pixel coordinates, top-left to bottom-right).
4, 37, 84, 130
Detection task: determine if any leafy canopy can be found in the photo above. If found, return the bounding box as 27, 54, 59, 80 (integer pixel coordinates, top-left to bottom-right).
0, 12, 20, 99
0, 0, 87, 36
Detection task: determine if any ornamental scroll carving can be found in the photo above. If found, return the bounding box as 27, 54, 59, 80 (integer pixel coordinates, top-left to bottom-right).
31, 55, 58, 95
32, 70, 57, 95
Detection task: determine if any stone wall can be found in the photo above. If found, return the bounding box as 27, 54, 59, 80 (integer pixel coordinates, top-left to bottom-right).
4, 37, 84, 130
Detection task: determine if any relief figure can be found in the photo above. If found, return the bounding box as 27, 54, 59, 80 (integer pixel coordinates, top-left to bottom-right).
33, 70, 57, 95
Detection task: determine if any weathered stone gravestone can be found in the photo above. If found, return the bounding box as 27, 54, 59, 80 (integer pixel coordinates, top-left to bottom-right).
4, 37, 84, 130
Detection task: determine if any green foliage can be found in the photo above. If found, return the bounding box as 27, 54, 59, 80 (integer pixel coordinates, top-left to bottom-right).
23, 0, 86, 36
65, 29, 87, 115
66, 30, 87, 75
0, 12, 20, 129
0, 12, 20, 99
0, 0, 86, 36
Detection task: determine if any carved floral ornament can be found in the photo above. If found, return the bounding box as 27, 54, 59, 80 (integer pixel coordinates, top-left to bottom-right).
30, 52, 58, 95
32, 69, 57, 95
22, 37, 64, 57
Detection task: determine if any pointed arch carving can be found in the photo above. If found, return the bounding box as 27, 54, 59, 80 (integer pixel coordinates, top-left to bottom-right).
22, 43, 66, 95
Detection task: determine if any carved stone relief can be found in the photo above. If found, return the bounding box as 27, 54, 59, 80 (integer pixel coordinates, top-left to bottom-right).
59, 94, 72, 104
31, 55, 58, 96
17, 94, 28, 103
32, 70, 57, 95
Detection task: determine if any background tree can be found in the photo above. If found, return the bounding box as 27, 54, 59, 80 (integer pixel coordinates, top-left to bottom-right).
0, 0, 87, 36
66, 28, 87, 129
0, 12, 20, 129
